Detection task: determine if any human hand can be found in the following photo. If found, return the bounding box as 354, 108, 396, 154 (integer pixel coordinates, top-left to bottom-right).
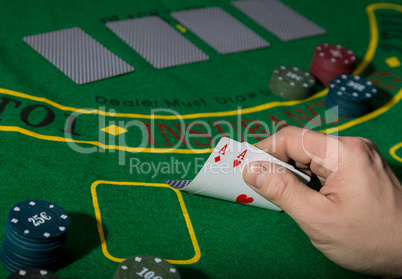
242, 126, 402, 277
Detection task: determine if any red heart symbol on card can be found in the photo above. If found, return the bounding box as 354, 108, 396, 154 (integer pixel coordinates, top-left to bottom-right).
233, 159, 241, 168
236, 194, 254, 204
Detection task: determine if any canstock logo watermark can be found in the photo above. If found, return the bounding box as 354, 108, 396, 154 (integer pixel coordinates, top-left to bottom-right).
63, 106, 340, 174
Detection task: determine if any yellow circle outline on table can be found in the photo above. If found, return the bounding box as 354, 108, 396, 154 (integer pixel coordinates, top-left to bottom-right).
0, 3, 401, 154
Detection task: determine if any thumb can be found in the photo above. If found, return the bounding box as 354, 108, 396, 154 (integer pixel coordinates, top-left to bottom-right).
243, 161, 328, 220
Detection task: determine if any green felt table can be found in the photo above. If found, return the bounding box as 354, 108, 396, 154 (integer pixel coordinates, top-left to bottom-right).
0, 0, 402, 278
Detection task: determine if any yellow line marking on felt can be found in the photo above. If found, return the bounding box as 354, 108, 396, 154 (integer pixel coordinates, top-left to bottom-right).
0, 87, 326, 120
354, 3, 402, 74
176, 24, 187, 33
353, 5, 379, 76
0, 3, 401, 152
385, 56, 401, 68
390, 142, 402, 163
91, 180, 201, 264
0, 125, 212, 154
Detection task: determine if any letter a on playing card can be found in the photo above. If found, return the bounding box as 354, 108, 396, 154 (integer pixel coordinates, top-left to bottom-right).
215, 144, 227, 163
176, 138, 240, 194
233, 150, 247, 167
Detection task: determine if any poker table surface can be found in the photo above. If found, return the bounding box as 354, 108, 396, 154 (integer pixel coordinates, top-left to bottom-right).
1, 0, 402, 278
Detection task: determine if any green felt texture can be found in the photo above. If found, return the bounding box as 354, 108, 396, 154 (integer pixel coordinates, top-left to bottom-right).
0, 0, 401, 278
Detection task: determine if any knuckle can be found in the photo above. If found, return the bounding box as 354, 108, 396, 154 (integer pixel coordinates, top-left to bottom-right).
341, 137, 372, 156
342, 137, 369, 152
356, 137, 378, 150
341, 137, 381, 164
278, 125, 296, 135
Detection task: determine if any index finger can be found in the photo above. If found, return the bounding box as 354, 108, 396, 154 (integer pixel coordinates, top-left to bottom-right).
256, 126, 339, 179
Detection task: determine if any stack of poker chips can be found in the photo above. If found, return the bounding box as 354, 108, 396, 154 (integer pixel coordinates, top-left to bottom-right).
326, 74, 377, 117
310, 43, 356, 87
113, 255, 181, 279
6, 269, 61, 279
0, 200, 70, 272
269, 66, 316, 100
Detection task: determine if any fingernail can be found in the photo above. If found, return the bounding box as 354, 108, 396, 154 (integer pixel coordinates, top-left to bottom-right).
243, 161, 265, 189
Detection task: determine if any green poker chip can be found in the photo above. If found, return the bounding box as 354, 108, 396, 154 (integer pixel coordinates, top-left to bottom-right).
269, 82, 312, 100
272, 66, 315, 88
113, 255, 181, 279
269, 66, 316, 100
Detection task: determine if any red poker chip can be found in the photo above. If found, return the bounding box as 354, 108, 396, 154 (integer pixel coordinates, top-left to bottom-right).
311, 60, 354, 75
310, 67, 333, 87
310, 62, 353, 87
312, 43, 356, 71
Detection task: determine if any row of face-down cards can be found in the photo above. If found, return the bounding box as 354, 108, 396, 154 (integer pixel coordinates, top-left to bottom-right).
23, 1, 326, 84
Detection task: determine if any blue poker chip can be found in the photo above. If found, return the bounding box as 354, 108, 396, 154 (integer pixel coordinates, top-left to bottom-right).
3, 243, 61, 267
1, 241, 62, 272
7, 268, 61, 279
328, 74, 377, 103
1, 200, 70, 272
3, 231, 63, 259
5, 223, 65, 247
326, 94, 368, 117
7, 200, 70, 240
326, 91, 367, 110
0, 245, 27, 272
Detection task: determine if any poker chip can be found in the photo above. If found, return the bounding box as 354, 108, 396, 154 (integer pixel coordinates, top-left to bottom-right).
8, 200, 70, 240
326, 74, 377, 117
309, 61, 348, 87
6, 268, 61, 279
310, 43, 356, 87
113, 255, 181, 279
313, 43, 356, 70
0, 200, 70, 272
269, 66, 316, 100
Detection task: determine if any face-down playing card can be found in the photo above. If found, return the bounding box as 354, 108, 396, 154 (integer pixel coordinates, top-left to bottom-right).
166, 137, 310, 211
23, 27, 135, 85
106, 16, 209, 69
171, 7, 269, 54
232, 0, 326, 41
